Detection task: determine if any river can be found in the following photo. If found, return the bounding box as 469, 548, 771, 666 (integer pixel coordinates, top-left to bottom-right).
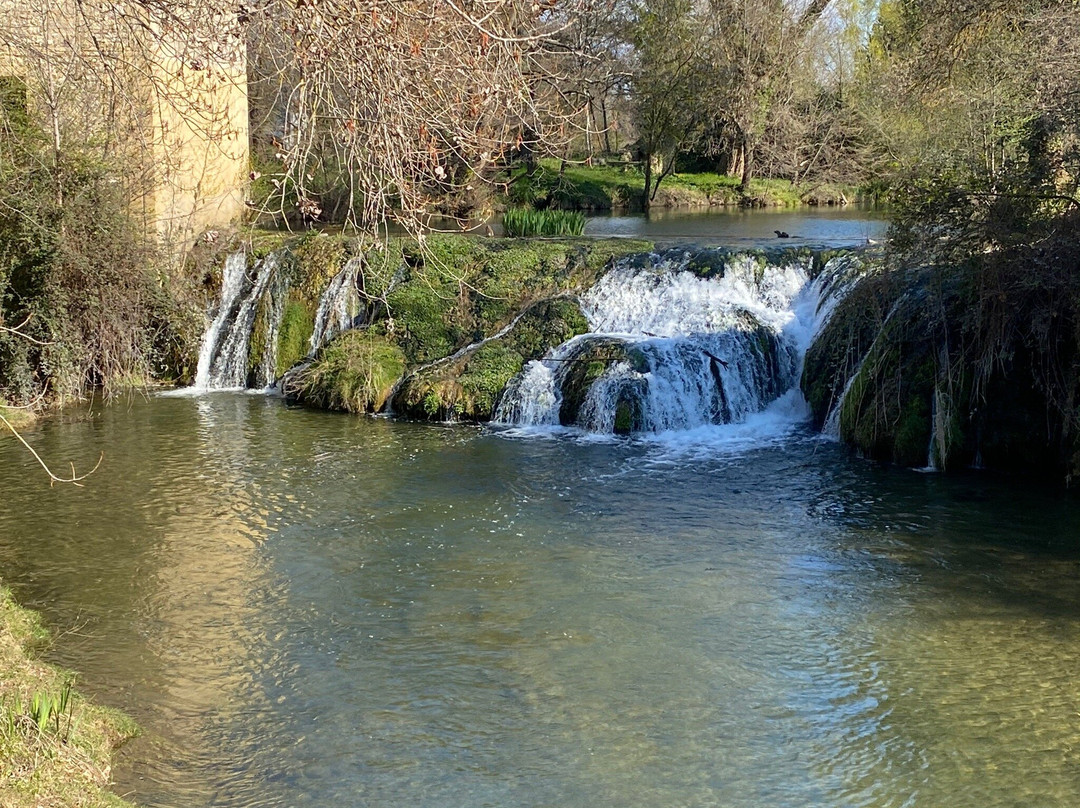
583, 205, 886, 246
1, 395, 1079, 807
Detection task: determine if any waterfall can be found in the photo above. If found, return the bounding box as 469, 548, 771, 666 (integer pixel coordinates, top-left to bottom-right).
193, 252, 280, 390
193, 251, 246, 390
309, 257, 362, 356
496, 249, 855, 435
254, 268, 290, 389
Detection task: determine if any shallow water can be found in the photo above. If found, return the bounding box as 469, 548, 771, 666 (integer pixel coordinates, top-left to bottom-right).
2, 395, 1080, 807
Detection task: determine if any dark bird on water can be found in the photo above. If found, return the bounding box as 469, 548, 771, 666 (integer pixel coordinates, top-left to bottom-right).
774, 230, 790, 238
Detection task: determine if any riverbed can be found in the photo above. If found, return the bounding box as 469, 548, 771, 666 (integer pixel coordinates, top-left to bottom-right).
1, 395, 1079, 807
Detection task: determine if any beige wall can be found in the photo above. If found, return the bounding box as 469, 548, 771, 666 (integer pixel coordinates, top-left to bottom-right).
0, 1, 249, 253
150, 53, 249, 252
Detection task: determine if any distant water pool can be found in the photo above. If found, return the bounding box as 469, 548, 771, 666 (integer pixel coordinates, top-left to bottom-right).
583, 206, 886, 246
1, 395, 1079, 807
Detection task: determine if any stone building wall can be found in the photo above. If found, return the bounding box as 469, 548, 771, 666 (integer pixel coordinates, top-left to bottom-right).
0, 1, 249, 252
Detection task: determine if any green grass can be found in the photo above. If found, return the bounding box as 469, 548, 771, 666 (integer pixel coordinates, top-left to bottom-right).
275, 299, 316, 378
0, 405, 36, 436
0, 585, 138, 808
507, 159, 856, 211
502, 207, 586, 237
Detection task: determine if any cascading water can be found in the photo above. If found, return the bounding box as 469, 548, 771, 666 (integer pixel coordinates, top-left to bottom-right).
253, 269, 290, 389
193, 251, 246, 390
193, 251, 281, 390
496, 249, 862, 435
309, 257, 362, 356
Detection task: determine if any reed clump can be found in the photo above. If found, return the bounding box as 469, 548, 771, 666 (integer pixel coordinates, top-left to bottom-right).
501, 207, 586, 237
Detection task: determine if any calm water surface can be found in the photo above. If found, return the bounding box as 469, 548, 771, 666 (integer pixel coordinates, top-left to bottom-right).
411, 207, 886, 246
1, 395, 1080, 807
584, 206, 885, 246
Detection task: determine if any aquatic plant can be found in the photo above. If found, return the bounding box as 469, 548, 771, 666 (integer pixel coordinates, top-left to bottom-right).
501, 207, 586, 237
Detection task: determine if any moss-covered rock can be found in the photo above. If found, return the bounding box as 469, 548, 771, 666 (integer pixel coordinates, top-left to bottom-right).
222, 232, 653, 414
556, 338, 647, 426
382, 236, 650, 366
285, 331, 405, 413
392, 296, 592, 421
397, 343, 526, 421
801, 262, 899, 425
275, 298, 316, 378
803, 225, 1080, 481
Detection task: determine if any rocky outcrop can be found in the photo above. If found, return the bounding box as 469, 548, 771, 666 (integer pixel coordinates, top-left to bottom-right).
802, 230, 1080, 481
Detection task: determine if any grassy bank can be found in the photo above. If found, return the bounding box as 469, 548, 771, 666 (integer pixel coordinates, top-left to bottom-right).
0, 406, 37, 436
508, 159, 860, 211
0, 585, 137, 807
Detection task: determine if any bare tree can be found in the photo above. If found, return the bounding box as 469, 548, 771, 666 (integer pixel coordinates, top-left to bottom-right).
246, 0, 591, 232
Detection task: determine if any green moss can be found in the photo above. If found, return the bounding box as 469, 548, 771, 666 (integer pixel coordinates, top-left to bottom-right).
247, 229, 294, 260
504, 298, 590, 359
290, 231, 347, 291
291, 331, 405, 413
458, 343, 526, 416
0, 405, 37, 435
387, 280, 463, 364
276, 299, 315, 378
247, 291, 272, 382
392, 295, 593, 422
894, 394, 933, 467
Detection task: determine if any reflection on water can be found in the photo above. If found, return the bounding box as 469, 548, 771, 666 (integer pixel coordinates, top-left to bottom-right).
1, 396, 1079, 807
384, 207, 887, 246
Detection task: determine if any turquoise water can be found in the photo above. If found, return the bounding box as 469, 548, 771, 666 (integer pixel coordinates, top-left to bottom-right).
1, 395, 1079, 807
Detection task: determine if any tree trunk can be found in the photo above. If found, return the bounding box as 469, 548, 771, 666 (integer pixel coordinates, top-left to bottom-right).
652, 153, 675, 201
642, 153, 652, 211
727, 145, 745, 179
601, 99, 611, 154
740, 146, 754, 194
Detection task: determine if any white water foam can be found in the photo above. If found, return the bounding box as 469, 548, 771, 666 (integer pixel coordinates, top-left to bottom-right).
192, 251, 247, 391
179, 251, 282, 393
496, 249, 857, 439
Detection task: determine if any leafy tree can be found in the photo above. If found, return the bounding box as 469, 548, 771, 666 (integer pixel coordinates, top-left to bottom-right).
855, 0, 1080, 255
627, 0, 707, 205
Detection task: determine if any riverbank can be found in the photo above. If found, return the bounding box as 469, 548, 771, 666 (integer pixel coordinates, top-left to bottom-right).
0, 585, 137, 807
509, 160, 861, 211
0, 406, 37, 436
